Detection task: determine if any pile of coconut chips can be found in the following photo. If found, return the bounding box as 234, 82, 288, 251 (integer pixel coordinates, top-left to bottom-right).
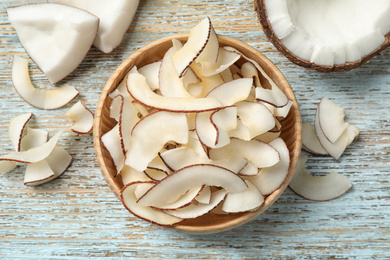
101, 18, 295, 226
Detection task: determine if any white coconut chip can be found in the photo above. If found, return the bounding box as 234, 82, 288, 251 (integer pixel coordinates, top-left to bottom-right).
66, 101, 94, 134
12, 56, 79, 110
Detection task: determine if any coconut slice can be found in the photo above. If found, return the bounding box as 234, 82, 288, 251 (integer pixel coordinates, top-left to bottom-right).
0, 130, 64, 164
125, 111, 188, 172
120, 181, 183, 226
317, 97, 350, 143
127, 70, 224, 113
255, 0, 390, 72
247, 137, 290, 195
170, 17, 215, 77
137, 164, 248, 207
66, 101, 94, 134
222, 180, 264, 213
301, 122, 328, 155
8, 112, 32, 152
11, 56, 79, 109
48, 0, 139, 53
7, 3, 99, 84
289, 155, 352, 201
241, 62, 261, 88
164, 189, 227, 219
314, 110, 359, 160
20, 128, 48, 152
206, 78, 253, 106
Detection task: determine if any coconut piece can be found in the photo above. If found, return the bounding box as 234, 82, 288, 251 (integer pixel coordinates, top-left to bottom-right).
66, 101, 94, 134
0, 130, 64, 163
247, 137, 290, 195
164, 189, 227, 219
274, 99, 293, 118
314, 110, 359, 160
137, 164, 248, 207
289, 155, 352, 201
120, 181, 183, 226
7, 4, 99, 84
170, 17, 216, 77
101, 124, 124, 174
160, 147, 209, 172
125, 111, 188, 172
255, 0, 390, 72
49, 0, 140, 54
127, 70, 224, 113
11, 56, 79, 109
8, 112, 33, 152
20, 128, 49, 152
301, 122, 328, 155
109, 94, 123, 121
222, 180, 264, 213
144, 167, 169, 181
118, 97, 139, 152
318, 97, 350, 143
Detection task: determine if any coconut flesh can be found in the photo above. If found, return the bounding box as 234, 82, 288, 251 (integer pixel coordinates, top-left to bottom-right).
256, 0, 390, 71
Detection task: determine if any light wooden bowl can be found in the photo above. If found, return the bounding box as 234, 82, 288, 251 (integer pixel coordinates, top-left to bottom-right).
93, 33, 302, 234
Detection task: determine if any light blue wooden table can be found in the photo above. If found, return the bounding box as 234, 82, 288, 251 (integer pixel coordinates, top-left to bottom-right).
1, 0, 389, 258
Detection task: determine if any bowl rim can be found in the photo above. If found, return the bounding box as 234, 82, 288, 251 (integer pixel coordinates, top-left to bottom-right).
93, 33, 302, 234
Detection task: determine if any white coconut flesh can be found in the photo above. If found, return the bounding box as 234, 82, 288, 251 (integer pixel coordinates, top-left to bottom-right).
262, 0, 390, 68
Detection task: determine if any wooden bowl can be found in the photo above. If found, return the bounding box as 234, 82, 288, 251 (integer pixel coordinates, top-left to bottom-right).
93, 33, 302, 234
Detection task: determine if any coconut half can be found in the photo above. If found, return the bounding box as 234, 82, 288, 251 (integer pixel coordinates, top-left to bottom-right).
255, 0, 390, 72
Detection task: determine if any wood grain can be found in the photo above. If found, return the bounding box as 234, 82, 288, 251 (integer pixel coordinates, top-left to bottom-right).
1, 0, 389, 258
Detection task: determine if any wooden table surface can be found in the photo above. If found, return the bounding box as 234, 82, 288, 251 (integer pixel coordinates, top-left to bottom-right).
1, 0, 389, 259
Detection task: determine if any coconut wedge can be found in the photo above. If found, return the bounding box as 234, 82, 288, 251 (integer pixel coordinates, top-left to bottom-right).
8, 112, 32, 152
7, 4, 99, 84
289, 155, 352, 201
12, 56, 79, 110
120, 181, 183, 226
137, 164, 248, 207
255, 0, 390, 72
48, 0, 139, 54
66, 101, 94, 134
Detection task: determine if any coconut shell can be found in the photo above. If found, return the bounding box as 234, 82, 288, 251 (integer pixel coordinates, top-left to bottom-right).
254, 0, 390, 72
